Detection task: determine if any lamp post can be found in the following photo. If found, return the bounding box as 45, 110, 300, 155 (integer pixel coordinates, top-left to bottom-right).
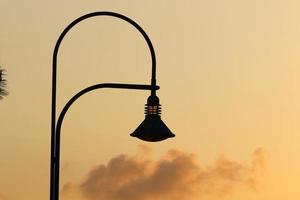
50, 11, 175, 200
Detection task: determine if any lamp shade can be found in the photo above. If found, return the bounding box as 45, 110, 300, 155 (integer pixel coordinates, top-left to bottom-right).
130, 95, 175, 142
130, 115, 175, 142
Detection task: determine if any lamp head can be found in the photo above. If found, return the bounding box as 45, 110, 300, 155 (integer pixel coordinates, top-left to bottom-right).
130, 95, 175, 142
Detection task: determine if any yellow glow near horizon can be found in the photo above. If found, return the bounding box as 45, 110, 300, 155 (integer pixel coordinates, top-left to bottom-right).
0, 0, 300, 199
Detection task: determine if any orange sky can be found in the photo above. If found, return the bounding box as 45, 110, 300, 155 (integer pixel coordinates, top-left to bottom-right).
0, 0, 300, 200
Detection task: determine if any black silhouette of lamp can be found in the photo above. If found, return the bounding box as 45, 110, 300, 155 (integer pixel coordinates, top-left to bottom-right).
131, 95, 175, 141
50, 11, 174, 200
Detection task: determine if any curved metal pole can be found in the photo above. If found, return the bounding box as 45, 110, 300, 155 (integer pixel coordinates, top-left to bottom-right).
51, 12, 157, 200
53, 83, 158, 200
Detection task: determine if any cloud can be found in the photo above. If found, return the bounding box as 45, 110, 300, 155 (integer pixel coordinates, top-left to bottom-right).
0, 193, 7, 200
62, 145, 265, 200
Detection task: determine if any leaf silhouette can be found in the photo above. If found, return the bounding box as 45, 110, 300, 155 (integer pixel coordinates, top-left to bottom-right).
0, 67, 8, 99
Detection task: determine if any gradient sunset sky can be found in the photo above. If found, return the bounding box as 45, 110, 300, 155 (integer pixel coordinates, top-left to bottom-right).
0, 1, 299, 200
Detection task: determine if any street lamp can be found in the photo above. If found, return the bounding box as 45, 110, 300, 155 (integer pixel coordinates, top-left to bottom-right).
50, 11, 175, 200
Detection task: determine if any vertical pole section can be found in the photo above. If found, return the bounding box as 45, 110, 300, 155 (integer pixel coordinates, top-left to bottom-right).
50, 44, 57, 200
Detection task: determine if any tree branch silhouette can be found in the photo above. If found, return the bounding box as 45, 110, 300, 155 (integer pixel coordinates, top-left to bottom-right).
0, 66, 8, 99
